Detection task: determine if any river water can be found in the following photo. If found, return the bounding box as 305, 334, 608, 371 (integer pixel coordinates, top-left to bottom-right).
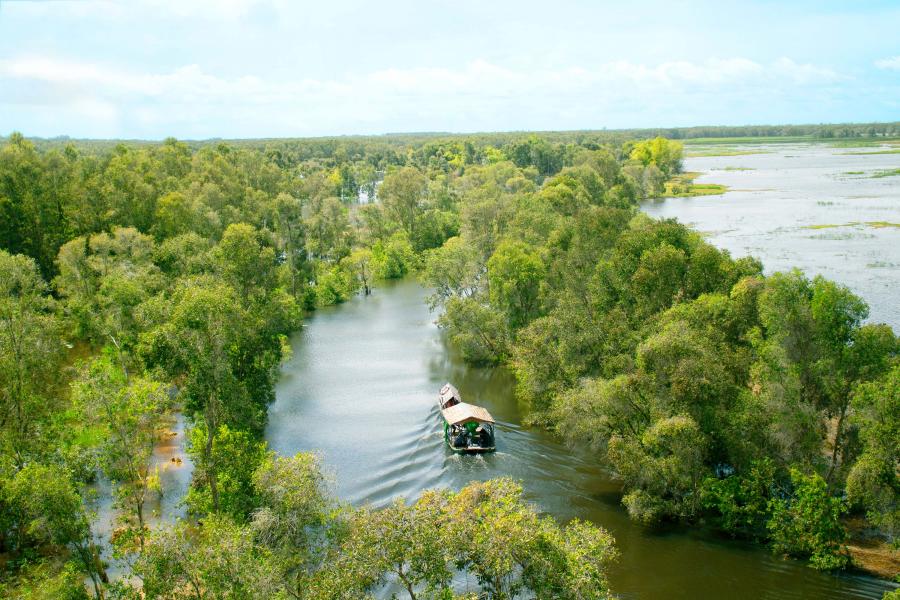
643, 142, 900, 330
267, 279, 894, 600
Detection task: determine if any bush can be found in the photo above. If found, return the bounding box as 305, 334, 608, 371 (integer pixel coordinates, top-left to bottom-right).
701, 459, 776, 539
767, 468, 849, 570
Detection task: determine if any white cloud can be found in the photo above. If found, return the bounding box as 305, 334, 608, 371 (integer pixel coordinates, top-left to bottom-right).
0, 55, 851, 137
875, 56, 900, 70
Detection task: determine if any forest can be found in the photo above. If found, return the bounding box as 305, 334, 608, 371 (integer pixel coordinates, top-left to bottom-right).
0, 128, 897, 599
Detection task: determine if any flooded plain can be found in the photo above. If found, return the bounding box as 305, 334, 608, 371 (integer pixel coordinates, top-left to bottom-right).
643, 142, 900, 329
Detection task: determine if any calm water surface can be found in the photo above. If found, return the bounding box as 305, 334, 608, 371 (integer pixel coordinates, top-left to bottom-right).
267, 279, 894, 600
643, 142, 900, 329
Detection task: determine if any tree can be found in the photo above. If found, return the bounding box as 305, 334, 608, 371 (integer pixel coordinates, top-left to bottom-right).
213, 223, 277, 299
847, 365, 900, 545
0, 251, 63, 465
608, 415, 707, 524
421, 236, 482, 309
437, 297, 509, 365
628, 137, 684, 176
342, 248, 373, 295
251, 452, 333, 592
343, 494, 453, 600
73, 354, 169, 551
487, 240, 545, 328
380, 167, 427, 238
138, 279, 253, 511
128, 516, 288, 600
186, 424, 267, 521
271, 192, 308, 300
5, 464, 107, 599
768, 468, 849, 570
305, 196, 350, 261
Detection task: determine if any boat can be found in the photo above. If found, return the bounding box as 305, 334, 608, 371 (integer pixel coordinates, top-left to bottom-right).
438, 383, 496, 453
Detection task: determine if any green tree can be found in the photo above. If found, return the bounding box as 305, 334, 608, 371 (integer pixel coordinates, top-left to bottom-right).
73, 354, 169, 550
608, 415, 707, 524
628, 137, 684, 176
5, 464, 106, 598
128, 516, 288, 600
437, 297, 509, 364
0, 251, 63, 465
487, 240, 545, 328
380, 166, 428, 239
847, 365, 900, 545
186, 424, 267, 521
768, 468, 849, 570
139, 279, 254, 511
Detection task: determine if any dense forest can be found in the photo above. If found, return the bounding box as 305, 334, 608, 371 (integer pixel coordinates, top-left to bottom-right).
0, 127, 897, 599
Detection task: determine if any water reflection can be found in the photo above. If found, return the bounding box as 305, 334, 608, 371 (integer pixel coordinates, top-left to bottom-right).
267, 279, 894, 599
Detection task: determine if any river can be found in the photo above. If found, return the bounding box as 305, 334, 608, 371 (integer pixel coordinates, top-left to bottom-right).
266, 279, 894, 600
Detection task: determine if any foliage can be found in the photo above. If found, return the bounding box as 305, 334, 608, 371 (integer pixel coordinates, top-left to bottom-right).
186, 423, 268, 522
768, 469, 850, 570
847, 366, 900, 544
127, 515, 288, 600
701, 459, 776, 539
72, 353, 169, 550
0, 128, 897, 592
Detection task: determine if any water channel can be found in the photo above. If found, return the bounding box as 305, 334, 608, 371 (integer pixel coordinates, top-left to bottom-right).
267, 278, 894, 600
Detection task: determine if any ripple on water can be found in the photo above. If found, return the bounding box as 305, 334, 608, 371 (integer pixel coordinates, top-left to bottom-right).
263, 279, 893, 599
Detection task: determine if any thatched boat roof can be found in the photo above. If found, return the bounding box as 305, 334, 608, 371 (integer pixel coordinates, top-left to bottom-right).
441, 402, 495, 425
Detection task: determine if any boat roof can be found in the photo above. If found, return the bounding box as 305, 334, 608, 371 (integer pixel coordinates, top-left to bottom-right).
441, 402, 495, 425
439, 382, 462, 404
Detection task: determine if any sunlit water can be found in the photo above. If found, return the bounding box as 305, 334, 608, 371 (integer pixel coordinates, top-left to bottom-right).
643, 142, 900, 329
267, 279, 895, 600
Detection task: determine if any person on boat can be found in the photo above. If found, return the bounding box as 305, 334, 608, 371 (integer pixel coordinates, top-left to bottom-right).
453, 428, 467, 448
476, 425, 492, 447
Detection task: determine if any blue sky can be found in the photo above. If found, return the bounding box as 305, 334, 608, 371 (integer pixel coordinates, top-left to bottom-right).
1, 0, 899, 139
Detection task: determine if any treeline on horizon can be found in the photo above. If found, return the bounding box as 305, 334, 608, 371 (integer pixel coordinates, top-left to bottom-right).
0, 129, 896, 599
6, 119, 900, 157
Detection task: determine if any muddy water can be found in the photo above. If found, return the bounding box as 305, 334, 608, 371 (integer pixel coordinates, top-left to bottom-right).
267, 280, 895, 599
643, 142, 900, 329
89, 413, 193, 572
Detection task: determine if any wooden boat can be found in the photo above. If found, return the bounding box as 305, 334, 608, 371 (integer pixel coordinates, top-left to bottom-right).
438, 383, 496, 453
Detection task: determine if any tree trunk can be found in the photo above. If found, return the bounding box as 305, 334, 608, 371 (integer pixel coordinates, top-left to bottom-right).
204, 412, 219, 511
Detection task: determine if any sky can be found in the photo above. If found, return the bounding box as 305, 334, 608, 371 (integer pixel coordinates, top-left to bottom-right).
1, 0, 899, 139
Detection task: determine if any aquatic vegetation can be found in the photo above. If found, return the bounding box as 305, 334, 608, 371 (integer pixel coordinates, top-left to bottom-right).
722, 166, 755, 171
867, 261, 899, 268
871, 168, 900, 178
802, 221, 900, 230
839, 149, 900, 155
687, 148, 771, 157
665, 171, 728, 197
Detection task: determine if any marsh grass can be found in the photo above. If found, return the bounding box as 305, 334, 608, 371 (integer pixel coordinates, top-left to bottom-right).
665, 172, 728, 197
686, 148, 771, 157
839, 149, 900, 155
802, 221, 900, 230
